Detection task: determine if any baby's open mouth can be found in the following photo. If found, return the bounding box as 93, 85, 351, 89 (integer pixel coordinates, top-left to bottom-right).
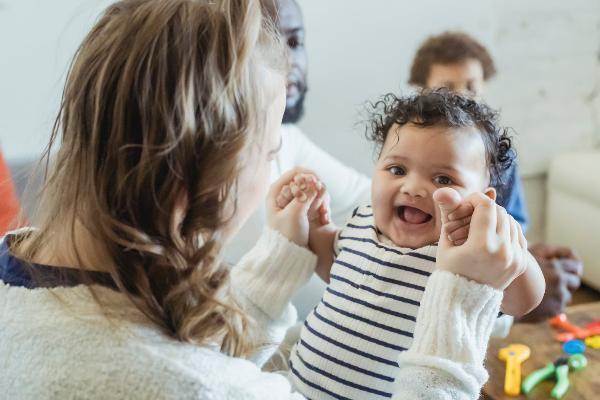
397, 206, 433, 224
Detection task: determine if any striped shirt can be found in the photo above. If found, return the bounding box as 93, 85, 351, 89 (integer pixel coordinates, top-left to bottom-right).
290, 205, 439, 400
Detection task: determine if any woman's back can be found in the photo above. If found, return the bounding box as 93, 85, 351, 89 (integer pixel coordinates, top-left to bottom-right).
0, 281, 296, 400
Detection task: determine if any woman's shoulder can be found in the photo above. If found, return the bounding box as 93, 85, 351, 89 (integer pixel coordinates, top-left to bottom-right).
0, 283, 287, 399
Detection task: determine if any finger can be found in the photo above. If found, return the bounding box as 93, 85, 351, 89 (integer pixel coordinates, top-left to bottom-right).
497, 207, 510, 238
285, 190, 319, 221
448, 225, 470, 242
433, 187, 462, 225
282, 184, 293, 200
564, 271, 582, 291
318, 186, 332, 225
516, 217, 532, 273
530, 244, 578, 261
289, 182, 304, 201
552, 246, 579, 260
275, 185, 293, 209
517, 220, 527, 254
452, 238, 467, 246
466, 193, 497, 243
308, 184, 327, 220
559, 259, 584, 277
508, 215, 521, 265
319, 203, 331, 225
276, 185, 294, 208
444, 216, 471, 235
268, 167, 316, 207
294, 173, 309, 190
433, 188, 463, 249
296, 173, 318, 191
447, 203, 475, 222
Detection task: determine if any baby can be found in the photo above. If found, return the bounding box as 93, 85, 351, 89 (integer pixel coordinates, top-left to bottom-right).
278, 90, 545, 399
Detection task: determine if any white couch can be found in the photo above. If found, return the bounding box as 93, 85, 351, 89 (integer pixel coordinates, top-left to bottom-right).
546, 151, 600, 290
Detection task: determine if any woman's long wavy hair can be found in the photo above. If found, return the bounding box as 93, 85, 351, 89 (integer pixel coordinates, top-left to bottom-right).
13, 0, 285, 357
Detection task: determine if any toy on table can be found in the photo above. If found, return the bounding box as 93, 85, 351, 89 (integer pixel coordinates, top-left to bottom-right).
549, 314, 600, 342
584, 335, 600, 349
498, 344, 530, 396
521, 354, 587, 399
562, 339, 586, 355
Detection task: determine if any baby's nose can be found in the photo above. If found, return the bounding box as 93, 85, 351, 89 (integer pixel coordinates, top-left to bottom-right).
400, 175, 428, 198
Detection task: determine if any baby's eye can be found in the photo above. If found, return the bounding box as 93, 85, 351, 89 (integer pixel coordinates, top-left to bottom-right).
434, 176, 453, 185
388, 166, 406, 176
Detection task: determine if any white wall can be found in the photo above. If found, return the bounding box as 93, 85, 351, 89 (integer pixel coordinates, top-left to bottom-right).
0, 0, 113, 160
2, 0, 599, 170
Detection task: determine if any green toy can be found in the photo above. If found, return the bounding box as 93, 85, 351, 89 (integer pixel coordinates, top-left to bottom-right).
521, 354, 587, 399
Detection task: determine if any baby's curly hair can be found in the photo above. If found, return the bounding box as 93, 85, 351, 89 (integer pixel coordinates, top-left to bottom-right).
366, 89, 513, 187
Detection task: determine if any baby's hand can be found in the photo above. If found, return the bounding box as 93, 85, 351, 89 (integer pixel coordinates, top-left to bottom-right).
267, 169, 331, 248
275, 173, 337, 283
434, 187, 528, 290
443, 198, 476, 246
275, 173, 330, 227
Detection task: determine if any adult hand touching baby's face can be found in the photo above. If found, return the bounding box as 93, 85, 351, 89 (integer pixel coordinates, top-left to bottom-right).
433, 187, 528, 290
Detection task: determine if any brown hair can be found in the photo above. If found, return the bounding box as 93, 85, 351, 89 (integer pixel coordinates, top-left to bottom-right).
409, 31, 496, 87
14, 0, 285, 357
366, 89, 513, 188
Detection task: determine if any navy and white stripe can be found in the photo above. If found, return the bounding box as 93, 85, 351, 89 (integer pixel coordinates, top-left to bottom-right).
290, 206, 438, 400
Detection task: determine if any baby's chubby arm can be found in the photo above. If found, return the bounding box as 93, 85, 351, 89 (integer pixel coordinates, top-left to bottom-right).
275, 173, 339, 282
443, 201, 545, 317
501, 251, 544, 317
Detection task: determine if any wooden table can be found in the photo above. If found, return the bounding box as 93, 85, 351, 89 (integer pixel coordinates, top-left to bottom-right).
484, 302, 600, 399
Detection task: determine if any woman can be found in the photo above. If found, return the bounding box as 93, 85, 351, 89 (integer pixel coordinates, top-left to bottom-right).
0, 1, 526, 398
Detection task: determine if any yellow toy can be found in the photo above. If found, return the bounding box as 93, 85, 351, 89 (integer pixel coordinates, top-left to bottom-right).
584, 335, 600, 349
498, 344, 531, 396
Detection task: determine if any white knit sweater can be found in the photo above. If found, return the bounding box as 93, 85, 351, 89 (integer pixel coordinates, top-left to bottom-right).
0, 229, 502, 399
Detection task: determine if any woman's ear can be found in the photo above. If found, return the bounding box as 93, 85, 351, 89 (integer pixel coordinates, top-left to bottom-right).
484, 187, 497, 201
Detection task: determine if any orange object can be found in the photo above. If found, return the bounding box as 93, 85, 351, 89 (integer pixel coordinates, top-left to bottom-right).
0, 151, 22, 235
550, 314, 600, 342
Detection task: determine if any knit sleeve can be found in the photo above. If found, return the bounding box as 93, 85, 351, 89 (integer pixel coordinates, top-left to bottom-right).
230, 228, 317, 367
392, 270, 503, 400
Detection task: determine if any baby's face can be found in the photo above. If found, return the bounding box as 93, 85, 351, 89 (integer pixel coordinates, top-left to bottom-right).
371, 123, 495, 249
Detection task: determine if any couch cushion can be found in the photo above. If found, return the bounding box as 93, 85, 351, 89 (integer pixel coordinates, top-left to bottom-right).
548, 152, 600, 204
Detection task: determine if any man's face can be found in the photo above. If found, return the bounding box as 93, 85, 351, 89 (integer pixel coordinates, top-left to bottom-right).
425, 59, 485, 98
276, 0, 308, 123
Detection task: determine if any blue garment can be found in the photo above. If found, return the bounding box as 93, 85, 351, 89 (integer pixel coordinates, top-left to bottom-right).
0, 235, 37, 288
496, 161, 529, 233
0, 234, 114, 289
